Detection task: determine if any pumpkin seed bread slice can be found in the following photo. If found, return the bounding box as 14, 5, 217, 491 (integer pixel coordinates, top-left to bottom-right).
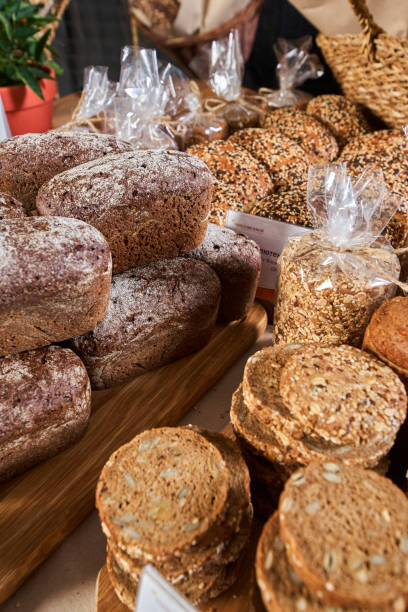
279, 462, 408, 609
96, 427, 230, 563
261, 107, 339, 163
256, 513, 394, 612
228, 128, 309, 188
306, 95, 370, 148
280, 344, 407, 448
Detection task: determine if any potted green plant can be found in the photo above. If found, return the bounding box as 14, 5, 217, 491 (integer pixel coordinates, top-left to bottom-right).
0, 0, 63, 136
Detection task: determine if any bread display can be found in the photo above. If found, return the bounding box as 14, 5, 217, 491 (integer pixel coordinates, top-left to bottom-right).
70, 258, 221, 389
0, 131, 133, 213
261, 106, 339, 163
306, 94, 371, 148
0, 192, 26, 220
0, 216, 112, 356
96, 426, 252, 607
36, 150, 213, 274
278, 462, 408, 609
0, 345, 91, 481
185, 222, 261, 322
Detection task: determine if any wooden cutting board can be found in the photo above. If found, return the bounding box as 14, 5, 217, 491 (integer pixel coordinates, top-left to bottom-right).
0, 302, 267, 605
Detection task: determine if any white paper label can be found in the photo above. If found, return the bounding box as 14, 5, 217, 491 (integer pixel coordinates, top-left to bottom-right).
0, 96, 10, 141
135, 565, 196, 612
225, 210, 311, 302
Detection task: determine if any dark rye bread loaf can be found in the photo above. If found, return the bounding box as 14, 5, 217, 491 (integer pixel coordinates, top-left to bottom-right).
0, 131, 133, 213
279, 463, 408, 609
0, 346, 91, 481
0, 216, 112, 356
36, 150, 213, 274
70, 258, 221, 389
0, 192, 26, 220
186, 223, 261, 322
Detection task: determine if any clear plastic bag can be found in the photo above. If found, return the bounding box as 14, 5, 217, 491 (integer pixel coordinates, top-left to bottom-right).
203, 29, 263, 132
260, 36, 323, 109
274, 164, 402, 346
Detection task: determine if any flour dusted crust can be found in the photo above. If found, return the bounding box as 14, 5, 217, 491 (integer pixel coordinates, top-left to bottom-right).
0, 192, 26, 220
0, 216, 112, 356
71, 258, 221, 389
0, 346, 91, 481
261, 107, 339, 163
0, 131, 133, 212
306, 95, 370, 148
186, 223, 261, 322
36, 150, 213, 274
280, 344, 407, 447
228, 128, 309, 188
279, 463, 408, 609
363, 297, 408, 382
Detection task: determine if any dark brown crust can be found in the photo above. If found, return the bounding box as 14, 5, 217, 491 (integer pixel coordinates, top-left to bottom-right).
70, 258, 221, 389
0, 192, 26, 220
0, 346, 91, 481
0, 216, 112, 356
186, 223, 261, 322
0, 131, 133, 212
36, 150, 213, 274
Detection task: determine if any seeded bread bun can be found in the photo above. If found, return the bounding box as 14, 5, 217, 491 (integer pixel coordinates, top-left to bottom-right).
279, 462, 408, 609
0, 131, 133, 213
186, 223, 261, 322
261, 107, 339, 163
306, 95, 370, 148
228, 128, 309, 188
0, 216, 112, 356
70, 258, 221, 389
36, 150, 212, 275
0, 192, 26, 220
0, 346, 91, 481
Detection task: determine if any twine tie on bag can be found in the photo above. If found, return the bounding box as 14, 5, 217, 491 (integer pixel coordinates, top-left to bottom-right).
202, 95, 265, 117
292, 233, 408, 293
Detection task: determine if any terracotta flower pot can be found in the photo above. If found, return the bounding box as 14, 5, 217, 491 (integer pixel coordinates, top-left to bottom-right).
0, 75, 57, 136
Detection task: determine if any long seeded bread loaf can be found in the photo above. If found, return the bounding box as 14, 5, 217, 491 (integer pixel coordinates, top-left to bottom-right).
186, 223, 261, 322
0, 192, 26, 220
279, 463, 408, 609
0, 346, 91, 481
70, 258, 221, 389
0, 131, 133, 213
0, 216, 112, 356
36, 150, 213, 274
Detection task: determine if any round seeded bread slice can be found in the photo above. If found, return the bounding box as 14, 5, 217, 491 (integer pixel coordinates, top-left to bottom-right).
96, 427, 230, 563
280, 344, 407, 447
232, 382, 394, 469
228, 129, 309, 189
306, 95, 370, 148
256, 513, 398, 612
279, 462, 408, 608
261, 107, 339, 163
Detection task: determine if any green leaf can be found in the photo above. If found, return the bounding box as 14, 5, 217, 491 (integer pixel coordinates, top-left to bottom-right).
0, 12, 12, 40
16, 4, 40, 19
33, 28, 50, 61
12, 25, 38, 38
44, 59, 63, 76
45, 43, 59, 58
15, 65, 43, 99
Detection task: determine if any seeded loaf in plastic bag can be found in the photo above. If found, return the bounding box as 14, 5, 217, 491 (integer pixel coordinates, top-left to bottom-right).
0, 345, 91, 482
36, 150, 213, 274
70, 257, 221, 389
0, 216, 112, 356
0, 131, 133, 213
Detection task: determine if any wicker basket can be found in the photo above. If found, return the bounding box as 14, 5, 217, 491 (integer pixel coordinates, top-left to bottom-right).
317, 0, 408, 128
128, 0, 264, 76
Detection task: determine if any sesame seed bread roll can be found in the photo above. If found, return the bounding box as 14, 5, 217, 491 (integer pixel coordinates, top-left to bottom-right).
306, 95, 370, 148
36, 150, 213, 274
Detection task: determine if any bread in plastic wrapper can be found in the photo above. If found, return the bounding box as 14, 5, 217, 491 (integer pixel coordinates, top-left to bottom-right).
273, 164, 403, 347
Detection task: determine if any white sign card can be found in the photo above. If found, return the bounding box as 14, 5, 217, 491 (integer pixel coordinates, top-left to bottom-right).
225, 210, 311, 303
0, 95, 10, 141
135, 564, 196, 612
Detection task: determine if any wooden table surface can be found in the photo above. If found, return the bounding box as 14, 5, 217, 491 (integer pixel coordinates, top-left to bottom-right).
52, 91, 81, 129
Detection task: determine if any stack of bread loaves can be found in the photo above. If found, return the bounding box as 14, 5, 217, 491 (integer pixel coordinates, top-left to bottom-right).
96, 426, 252, 608
231, 343, 407, 517
256, 462, 408, 611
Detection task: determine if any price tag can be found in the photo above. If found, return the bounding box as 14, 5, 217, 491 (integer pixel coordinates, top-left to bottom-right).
135, 564, 196, 612
0, 96, 10, 140
225, 210, 311, 303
